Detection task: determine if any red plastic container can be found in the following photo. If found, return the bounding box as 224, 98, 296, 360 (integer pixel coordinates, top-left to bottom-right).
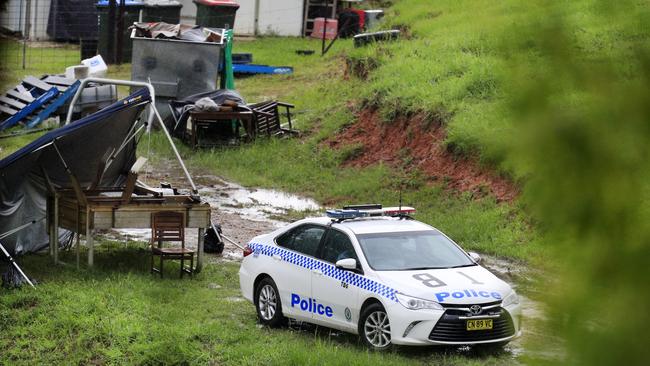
311, 18, 338, 39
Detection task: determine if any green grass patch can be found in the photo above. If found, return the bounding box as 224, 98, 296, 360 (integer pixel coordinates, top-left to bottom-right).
0, 246, 521, 365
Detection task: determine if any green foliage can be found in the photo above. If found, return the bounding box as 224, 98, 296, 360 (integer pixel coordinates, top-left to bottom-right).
502, 1, 650, 364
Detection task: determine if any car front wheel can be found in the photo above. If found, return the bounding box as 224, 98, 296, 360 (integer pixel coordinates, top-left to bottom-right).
359, 303, 392, 350
255, 277, 285, 327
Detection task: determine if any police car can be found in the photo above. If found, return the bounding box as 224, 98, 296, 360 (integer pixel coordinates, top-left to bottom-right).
238, 205, 522, 349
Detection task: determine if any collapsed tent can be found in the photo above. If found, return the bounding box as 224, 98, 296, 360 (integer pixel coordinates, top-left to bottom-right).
0, 88, 150, 255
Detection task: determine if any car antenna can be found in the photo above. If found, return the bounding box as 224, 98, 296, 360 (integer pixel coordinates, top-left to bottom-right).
399, 186, 403, 212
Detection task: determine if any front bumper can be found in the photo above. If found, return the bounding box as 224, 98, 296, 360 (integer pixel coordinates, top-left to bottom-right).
387, 300, 522, 346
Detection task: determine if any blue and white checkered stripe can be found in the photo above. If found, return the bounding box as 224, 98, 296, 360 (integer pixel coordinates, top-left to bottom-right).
250, 243, 398, 302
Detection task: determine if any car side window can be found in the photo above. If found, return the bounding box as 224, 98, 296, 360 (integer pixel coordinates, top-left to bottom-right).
319, 229, 359, 264
276, 225, 325, 257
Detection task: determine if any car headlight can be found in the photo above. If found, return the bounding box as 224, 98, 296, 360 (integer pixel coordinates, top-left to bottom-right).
396, 293, 443, 310
502, 290, 520, 307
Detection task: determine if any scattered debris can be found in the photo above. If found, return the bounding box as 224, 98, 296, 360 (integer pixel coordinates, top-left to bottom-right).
232, 53, 253, 64
233, 64, 293, 75
353, 30, 400, 47
0, 76, 81, 131
231, 51, 293, 75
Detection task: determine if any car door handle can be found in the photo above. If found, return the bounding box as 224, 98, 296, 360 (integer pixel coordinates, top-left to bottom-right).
311, 269, 323, 276
272, 254, 282, 261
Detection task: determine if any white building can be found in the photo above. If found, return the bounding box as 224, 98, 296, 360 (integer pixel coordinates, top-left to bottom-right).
0, 0, 307, 40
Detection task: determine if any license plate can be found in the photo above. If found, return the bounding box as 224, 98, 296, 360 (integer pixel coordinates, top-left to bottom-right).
466, 319, 493, 331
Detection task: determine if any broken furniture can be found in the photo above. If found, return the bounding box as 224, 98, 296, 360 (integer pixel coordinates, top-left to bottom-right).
168, 89, 250, 144
1, 79, 210, 274
303, 0, 338, 36
0, 75, 119, 132
353, 30, 400, 47
249, 101, 297, 138
0, 76, 81, 131
151, 211, 195, 278
50, 156, 210, 269
187, 110, 254, 148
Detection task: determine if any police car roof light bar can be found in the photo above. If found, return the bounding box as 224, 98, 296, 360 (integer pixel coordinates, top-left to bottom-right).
326, 206, 417, 222
326, 209, 370, 220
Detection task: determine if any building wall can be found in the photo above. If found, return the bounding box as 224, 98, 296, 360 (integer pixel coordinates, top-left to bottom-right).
235, 0, 304, 37
1, 0, 52, 40
0, 0, 305, 40
176, 0, 196, 24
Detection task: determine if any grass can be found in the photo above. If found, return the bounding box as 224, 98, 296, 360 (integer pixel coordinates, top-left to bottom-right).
0, 246, 525, 365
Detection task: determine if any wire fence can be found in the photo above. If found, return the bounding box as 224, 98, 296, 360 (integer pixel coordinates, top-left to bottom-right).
1, 0, 100, 72
0, 0, 195, 72
0, 0, 385, 73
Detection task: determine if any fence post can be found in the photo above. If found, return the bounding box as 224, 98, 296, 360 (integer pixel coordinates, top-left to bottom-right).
22, 0, 32, 69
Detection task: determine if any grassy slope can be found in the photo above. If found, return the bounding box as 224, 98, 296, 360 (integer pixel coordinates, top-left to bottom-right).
147, 34, 539, 262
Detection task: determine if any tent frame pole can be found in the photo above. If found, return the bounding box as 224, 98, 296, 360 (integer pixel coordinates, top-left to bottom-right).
65, 78, 198, 194
0, 219, 43, 289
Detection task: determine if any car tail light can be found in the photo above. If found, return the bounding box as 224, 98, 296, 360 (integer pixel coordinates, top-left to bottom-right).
243, 245, 253, 257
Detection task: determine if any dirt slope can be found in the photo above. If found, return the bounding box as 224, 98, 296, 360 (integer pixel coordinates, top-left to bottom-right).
327, 109, 518, 202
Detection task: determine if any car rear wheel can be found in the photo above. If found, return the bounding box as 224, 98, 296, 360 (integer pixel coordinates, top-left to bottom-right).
255, 277, 285, 327
359, 303, 392, 350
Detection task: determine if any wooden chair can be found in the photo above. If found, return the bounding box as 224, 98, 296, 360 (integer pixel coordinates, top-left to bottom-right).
249, 101, 296, 138
150, 211, 195, 278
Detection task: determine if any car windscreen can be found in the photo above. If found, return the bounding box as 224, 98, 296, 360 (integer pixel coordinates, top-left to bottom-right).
356, 230, 475, 271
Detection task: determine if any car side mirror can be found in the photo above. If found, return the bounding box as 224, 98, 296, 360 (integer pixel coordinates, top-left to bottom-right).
335, 258, 358, 271
468, 251, 482, 264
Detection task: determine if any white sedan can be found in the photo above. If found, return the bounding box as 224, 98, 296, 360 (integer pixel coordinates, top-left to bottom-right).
238, 205, 522, 349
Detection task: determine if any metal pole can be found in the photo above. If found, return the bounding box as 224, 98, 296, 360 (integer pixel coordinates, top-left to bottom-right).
116, 0, 125, 65
107, 0, 116, 64
0, 241, 35, 288
253, 0, 260, 36
65, 78, 198, 194
23, 0, 32, 69
321, 18, 327, 55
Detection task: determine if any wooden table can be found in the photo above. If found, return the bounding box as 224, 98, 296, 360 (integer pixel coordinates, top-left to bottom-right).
187, 110, 255, 148
48, 191, 211, 271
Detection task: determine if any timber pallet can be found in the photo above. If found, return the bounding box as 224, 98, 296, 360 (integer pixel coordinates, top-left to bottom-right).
0, 75, 81, 131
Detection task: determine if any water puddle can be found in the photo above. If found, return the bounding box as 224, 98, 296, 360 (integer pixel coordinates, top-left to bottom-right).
197, 176, 320, 225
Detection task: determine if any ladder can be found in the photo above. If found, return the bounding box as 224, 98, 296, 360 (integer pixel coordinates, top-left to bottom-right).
303, 0, 337, 37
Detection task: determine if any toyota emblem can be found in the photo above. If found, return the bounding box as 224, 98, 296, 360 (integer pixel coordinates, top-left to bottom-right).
469, 305, 482, 315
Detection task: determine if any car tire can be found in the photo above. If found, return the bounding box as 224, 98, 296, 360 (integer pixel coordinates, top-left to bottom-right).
359, 302, 392, 350
255, 277, 285, 327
